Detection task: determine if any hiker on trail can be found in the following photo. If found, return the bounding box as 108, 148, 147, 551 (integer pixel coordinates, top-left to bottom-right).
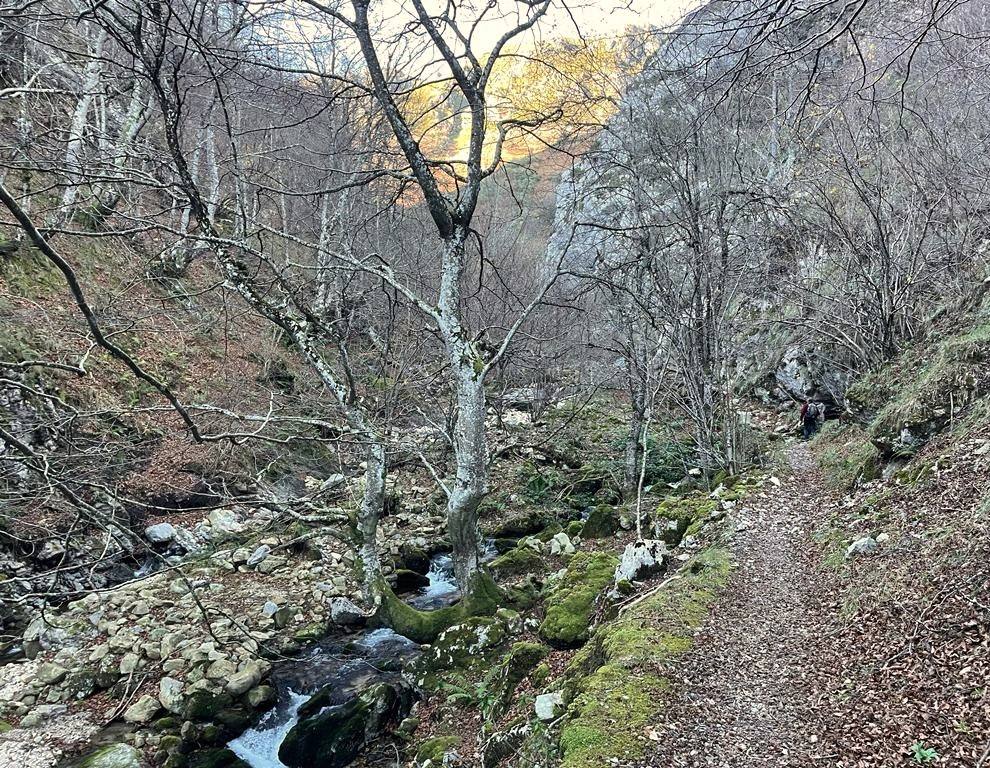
800, 399, 817, 439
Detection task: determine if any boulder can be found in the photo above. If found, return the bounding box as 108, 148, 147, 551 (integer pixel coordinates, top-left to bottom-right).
539, 551, 619, 647
614, 540, 667, 583
278, 681, 414, 768
159, 677, 185, 714
226, 661, 265, 696
581, 506, 619, 539
207, 510, 243, 536
549, 532, 575, 556
329, 597, 367, 627
145, 523, 176, 545
78, 743, 142, 768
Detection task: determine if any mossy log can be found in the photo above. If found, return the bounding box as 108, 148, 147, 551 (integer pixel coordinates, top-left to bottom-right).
371, 571, 504, 644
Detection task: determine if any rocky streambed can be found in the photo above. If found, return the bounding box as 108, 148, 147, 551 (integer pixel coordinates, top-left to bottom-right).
224, 547, 476, 768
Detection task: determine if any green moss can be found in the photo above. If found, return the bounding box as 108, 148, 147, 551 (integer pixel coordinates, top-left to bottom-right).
581, 506, 619, 539
489, 546, 544, 579
557, 548, 731, 768
566, 520, 584, 537
864, 321, 990, 454
485, 641, 549, 721
416, 735, 460, 764
539, 551, 619, 647
0, 720, 11, 734
373, 571, 504, 644
653, 495, 716, 547
816, 423, 881, 490
485, 509, 554, 539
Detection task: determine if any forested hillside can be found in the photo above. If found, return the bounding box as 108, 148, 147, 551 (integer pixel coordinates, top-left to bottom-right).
1, 1, 988, 767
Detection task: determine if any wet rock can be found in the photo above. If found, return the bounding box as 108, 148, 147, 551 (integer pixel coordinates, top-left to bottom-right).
145, 523, 176, 545
393, 569, 430, 592
614, 540, 666, 582
246, 685, 275, 709
226, 660, 265, 696
329, 597, 367, 627
279, 681, 414, 768
534, 691, 563, 720
78, 743, 142, 768
183, 690, 233, 721
123, 693, 161, 723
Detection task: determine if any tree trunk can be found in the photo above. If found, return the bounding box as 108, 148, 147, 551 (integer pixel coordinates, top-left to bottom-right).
438, 230, 488, 589
357, 441, 386, 604
447, 366, 488, 589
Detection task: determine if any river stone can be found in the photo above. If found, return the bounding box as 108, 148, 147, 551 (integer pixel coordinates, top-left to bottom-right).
614, 539, 666, 582
123, 694, 161, 723
246, 685, 275, 709
534, 692, 563, 721
279, 681, 414, 768
79, 743, 142, 768
226, 661, 264, 696
159, 677, 184, 713
145, 523, 176, 544
329, 597, 366, 627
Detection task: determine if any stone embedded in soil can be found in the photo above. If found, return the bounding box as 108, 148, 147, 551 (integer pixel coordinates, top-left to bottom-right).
535, 691, 564, 720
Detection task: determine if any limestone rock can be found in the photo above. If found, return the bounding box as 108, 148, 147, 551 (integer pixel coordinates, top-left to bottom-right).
226, 660, 265, 696
247, 545, 271, 568
614, 540, 667, 583
534, 692, 563, 721
329, 597, 367, 627
548, 532, 575, 556
159, 677, 184, 714
846, 536, 878, 558
123, 694, 161, 723
144, 523, 176, 544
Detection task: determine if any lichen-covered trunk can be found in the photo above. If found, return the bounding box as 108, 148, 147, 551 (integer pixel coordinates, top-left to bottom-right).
358, 441, 386, 605
448, 368, 487, 589
438, 229, 488, 590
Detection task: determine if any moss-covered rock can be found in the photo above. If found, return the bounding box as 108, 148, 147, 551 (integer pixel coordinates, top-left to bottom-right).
181, 749, 249, 768
417, 616, 509, 675
415, 735, 460, 765
489, 546, 544, 579
279, 681, 413, 768
372, 571, 503, 644
653, 495, 716, 547
79, 744, 142, 768
816, 423, 882, 490
182, 691, 233, 722
485, 509, 555, 539
538, 551, 619, 647
485, 641, 550, 722
556, 548, 731, 768
580, 506, 618, 539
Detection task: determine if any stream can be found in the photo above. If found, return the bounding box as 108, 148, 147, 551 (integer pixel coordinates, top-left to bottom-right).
228, 544, 495, 767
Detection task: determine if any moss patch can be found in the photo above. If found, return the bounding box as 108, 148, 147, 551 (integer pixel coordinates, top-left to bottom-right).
489, 545, 544, 579
581, 505, 619, 539
415, 735, 460, 764
815, 423, 881, 490
653, 494, 717, 547
372, 571, 503, 644
557, 547, 731, 768
538, 551, 619, 647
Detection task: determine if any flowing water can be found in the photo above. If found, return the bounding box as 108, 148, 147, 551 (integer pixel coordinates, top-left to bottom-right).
228, 544, 497, 767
